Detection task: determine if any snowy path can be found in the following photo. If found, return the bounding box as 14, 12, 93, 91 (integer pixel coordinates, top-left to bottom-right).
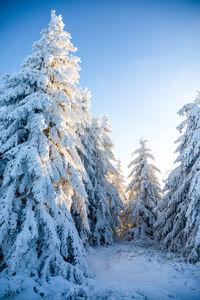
87, 241, 200, 299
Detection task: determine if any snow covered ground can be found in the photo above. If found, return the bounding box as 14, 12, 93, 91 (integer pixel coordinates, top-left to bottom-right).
87, 241, 200, 299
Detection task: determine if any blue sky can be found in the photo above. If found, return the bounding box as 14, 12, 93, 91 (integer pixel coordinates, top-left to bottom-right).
1, 0, 200, 182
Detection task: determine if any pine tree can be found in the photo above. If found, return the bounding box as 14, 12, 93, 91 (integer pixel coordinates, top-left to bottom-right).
124, 139, 161, 240
66, 89, 91, 243
112, 159, 127, 237
101, 115, 116, 179
75, 104, 124, 245
0, 11, 91, 298
90, 117, 116, 245
112, 158, 126, 203
101, 116, 124, 238
74, 91, 113, 246
155, 99, 200, 263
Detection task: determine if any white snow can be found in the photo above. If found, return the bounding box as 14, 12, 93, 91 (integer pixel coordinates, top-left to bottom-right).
87, 241, 200, 299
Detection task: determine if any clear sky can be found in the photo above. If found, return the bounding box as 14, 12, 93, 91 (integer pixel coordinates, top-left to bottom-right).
1, 0, 200, 184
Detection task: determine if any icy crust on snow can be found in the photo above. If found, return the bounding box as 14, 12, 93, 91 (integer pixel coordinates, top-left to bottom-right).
87, 241, 200, 300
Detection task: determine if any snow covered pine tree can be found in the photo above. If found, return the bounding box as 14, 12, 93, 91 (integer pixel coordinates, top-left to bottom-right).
86, 117, 115, 245
76, 107, 124, 246
124, 139, 161, 240
112, 158, 127, 237
155, 98, 200, 263
74, 92, 112, 246
0, 11, 92, 298
101, 116, 124, 239
112, 158, 126, 204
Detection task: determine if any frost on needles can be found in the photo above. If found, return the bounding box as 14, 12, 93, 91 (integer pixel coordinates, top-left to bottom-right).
0, 10, 92, 298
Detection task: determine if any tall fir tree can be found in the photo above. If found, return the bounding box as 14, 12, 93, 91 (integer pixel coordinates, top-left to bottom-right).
123, 139, 161, 240
0, 11, 91, 298
155, 99, 200, 263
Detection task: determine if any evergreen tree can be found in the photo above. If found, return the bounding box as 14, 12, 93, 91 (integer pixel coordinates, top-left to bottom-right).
112, 159, 127, 237
0, 11, 91, 298
112, 158, 126, 203
75, 104, 124, 245
66, 89, 91, 243
90, 117, 115, 245
101, 116, 124, 238
155, 99, 200, 263
75, 92, 113, 246
101, 115, 116, 179
124, 139, 161, 240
